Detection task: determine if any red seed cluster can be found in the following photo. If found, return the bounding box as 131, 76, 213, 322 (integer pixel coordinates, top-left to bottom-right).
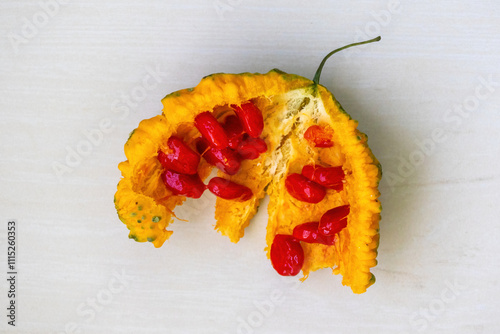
292, 222, 336, 245
271, 127, 349, 276
284, 127, 343, 203
285, 164, 344, 203
270, 204, 350, 276
301, 165, 344, 190
157, 103, 351, 278
158, 101, 267, 202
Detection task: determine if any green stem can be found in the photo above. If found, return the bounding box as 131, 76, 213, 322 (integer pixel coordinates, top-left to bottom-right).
312, 36, 381, 85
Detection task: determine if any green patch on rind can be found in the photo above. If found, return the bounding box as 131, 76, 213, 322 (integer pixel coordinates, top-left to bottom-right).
128, 129, 136, 140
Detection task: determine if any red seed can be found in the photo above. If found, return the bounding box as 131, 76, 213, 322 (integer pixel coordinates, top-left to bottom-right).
270, 234, 304, 276
161, 170, 206, 198
207, 177, 253, 201
292, 222, 336, 245
157, 136, 200, 175
301, 164, 345, 189
285, 173, 326, 203
319, 205, 350, 236
236, 134, 267, 160
222, 115, 245, 149
194, 111, 229, 149
304, 125, 334, 147
196, 138, 241, 175
231, 102, 264, 138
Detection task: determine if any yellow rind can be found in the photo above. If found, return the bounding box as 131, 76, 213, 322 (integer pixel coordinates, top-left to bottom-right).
318, 86, 381, 293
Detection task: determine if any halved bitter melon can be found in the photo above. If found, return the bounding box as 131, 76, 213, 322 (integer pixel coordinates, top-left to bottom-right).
115, 37, 382, 293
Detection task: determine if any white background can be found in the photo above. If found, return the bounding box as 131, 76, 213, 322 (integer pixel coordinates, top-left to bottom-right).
1, 1, 499, 333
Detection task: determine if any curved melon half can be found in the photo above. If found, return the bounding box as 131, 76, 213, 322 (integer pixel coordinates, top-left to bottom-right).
115, 38, 382, 293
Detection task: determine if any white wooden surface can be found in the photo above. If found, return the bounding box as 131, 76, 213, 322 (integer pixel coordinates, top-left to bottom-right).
1, 1, 499, 333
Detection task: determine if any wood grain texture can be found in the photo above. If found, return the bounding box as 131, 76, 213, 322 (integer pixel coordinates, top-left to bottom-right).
1, 0, 499, 333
